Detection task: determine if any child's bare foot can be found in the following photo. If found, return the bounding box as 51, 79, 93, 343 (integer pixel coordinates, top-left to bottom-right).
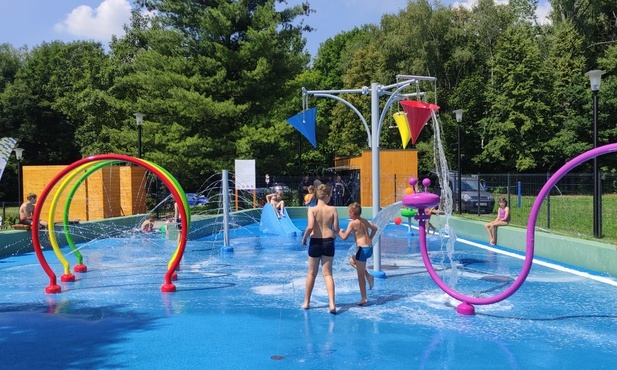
357, 299, 368, 306
368, 275, 374, 290
302, 302, 310, 309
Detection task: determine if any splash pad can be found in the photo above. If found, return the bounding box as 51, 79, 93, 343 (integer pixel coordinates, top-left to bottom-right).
30, 154, 190, 294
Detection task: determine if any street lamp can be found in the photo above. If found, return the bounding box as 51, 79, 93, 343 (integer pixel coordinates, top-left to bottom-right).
13, 148, 24, 203
134, 112, 144, 158
585, 70, 605, 238
453, 109, 464, 214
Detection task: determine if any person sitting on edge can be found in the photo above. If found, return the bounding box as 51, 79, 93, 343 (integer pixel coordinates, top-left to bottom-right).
339, 202, 378, 306
266, 191, 285, 217
19, 193, 37, 225
141, 214, 156, 232
485, 198, 510, 245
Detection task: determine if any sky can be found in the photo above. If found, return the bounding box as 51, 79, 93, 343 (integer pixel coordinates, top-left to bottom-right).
0, 0, 552, 57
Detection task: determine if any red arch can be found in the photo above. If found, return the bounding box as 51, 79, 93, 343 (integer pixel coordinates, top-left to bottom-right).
30, 154, 188, 294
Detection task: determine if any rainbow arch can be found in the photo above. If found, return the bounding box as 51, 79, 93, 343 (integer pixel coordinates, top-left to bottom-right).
30, 154, 190, 294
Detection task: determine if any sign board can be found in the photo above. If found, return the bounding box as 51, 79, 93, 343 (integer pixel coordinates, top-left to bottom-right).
235, 159, 256, 190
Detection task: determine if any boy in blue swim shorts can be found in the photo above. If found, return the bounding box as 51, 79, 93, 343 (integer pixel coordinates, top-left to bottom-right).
339, 202, 378, 306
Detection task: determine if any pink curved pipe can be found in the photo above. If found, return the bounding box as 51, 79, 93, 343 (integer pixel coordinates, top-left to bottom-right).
406, 143, 617, 314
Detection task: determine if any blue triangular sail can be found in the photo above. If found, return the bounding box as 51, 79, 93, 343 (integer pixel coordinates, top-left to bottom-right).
286, 107, 317, 148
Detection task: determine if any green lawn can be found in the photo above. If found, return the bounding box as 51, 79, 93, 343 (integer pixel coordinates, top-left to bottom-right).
465, 193, 617, 243
0, 207, 19, 229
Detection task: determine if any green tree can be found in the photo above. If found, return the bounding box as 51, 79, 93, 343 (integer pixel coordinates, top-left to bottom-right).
0, 41, 108, 166
477, 23, 552, 172
104, 1, 310, 189
544, 21, 590, 166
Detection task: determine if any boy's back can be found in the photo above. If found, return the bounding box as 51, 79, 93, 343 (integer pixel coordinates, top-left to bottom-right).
348, 217, 373, 246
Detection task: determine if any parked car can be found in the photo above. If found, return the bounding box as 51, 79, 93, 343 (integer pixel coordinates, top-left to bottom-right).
186, 193, 209, 206
269, 183, 290, 193
429, 173, 495, 214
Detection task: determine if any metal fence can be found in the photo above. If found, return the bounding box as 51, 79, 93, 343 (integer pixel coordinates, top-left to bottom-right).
260, 172, 614, 240
434, 172, 617, 240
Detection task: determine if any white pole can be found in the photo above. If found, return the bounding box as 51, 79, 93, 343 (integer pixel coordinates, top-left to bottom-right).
222, 170, 230, 247
371, 82, 383, 276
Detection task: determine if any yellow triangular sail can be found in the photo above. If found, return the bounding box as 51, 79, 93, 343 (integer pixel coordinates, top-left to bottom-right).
393, 112, 411, 149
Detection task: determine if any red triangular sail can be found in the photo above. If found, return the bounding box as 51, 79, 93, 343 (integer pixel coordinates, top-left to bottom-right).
400, 100, 440, 145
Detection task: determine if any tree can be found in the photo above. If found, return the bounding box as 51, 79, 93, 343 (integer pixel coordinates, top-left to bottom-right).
544, 21, 590, 167
104, 1, 310, 189
477, 22, 552, 172
0, 41, 108, 165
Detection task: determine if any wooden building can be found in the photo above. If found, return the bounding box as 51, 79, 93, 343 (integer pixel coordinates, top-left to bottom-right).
22, 164, 147, 223
333, 149, 418, 208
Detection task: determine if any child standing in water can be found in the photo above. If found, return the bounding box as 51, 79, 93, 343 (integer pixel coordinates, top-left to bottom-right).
301, 184, 340, 314
338, 202, 377, 306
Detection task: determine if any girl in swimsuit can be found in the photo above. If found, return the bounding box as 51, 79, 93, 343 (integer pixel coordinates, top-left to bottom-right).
485, 198, 510, 245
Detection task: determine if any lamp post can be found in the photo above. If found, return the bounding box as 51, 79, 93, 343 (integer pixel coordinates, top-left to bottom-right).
453, 109, 464, 214
13, 148, 24, 203
585, 70, 605, 238
134, 112, 144, 158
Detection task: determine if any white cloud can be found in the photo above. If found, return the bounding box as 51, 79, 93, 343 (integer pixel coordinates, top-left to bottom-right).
452, 0, 552, 24
453, 0, 509, 10
54, 0, 132, 41
536, 1, 552, 25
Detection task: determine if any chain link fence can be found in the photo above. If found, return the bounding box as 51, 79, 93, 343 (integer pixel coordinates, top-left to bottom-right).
258, 172, 616, 241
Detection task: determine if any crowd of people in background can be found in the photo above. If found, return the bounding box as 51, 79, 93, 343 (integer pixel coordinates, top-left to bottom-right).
298, 174, 353, 207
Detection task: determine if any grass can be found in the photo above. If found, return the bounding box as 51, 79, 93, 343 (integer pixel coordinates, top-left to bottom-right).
462, 193, 617, 244
0, 206, 19, 229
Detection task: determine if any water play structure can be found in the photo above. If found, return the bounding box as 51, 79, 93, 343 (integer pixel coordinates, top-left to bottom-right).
259, 204, 301, 237
402, 143, 617, 314
300, 75, 438, 278
30, 154, 190, 294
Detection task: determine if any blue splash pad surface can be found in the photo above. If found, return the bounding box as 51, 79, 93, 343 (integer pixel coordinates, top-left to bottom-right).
1, 219, 617, 369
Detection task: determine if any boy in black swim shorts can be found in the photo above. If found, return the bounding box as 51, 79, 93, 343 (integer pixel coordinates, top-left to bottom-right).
301, 184, 340, 314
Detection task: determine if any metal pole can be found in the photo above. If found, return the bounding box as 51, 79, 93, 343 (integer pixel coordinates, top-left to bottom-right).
477, 174, 481, 217
137, 124, 143, 159
453, 110, 463, 214
586, 70, 604, 238
592, 89, 600, 237
222, 170, 230, 248
370, 82, 382, 274
17, 159, 22, 203
298, 133, 302, 176
457, 123, 462, 214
